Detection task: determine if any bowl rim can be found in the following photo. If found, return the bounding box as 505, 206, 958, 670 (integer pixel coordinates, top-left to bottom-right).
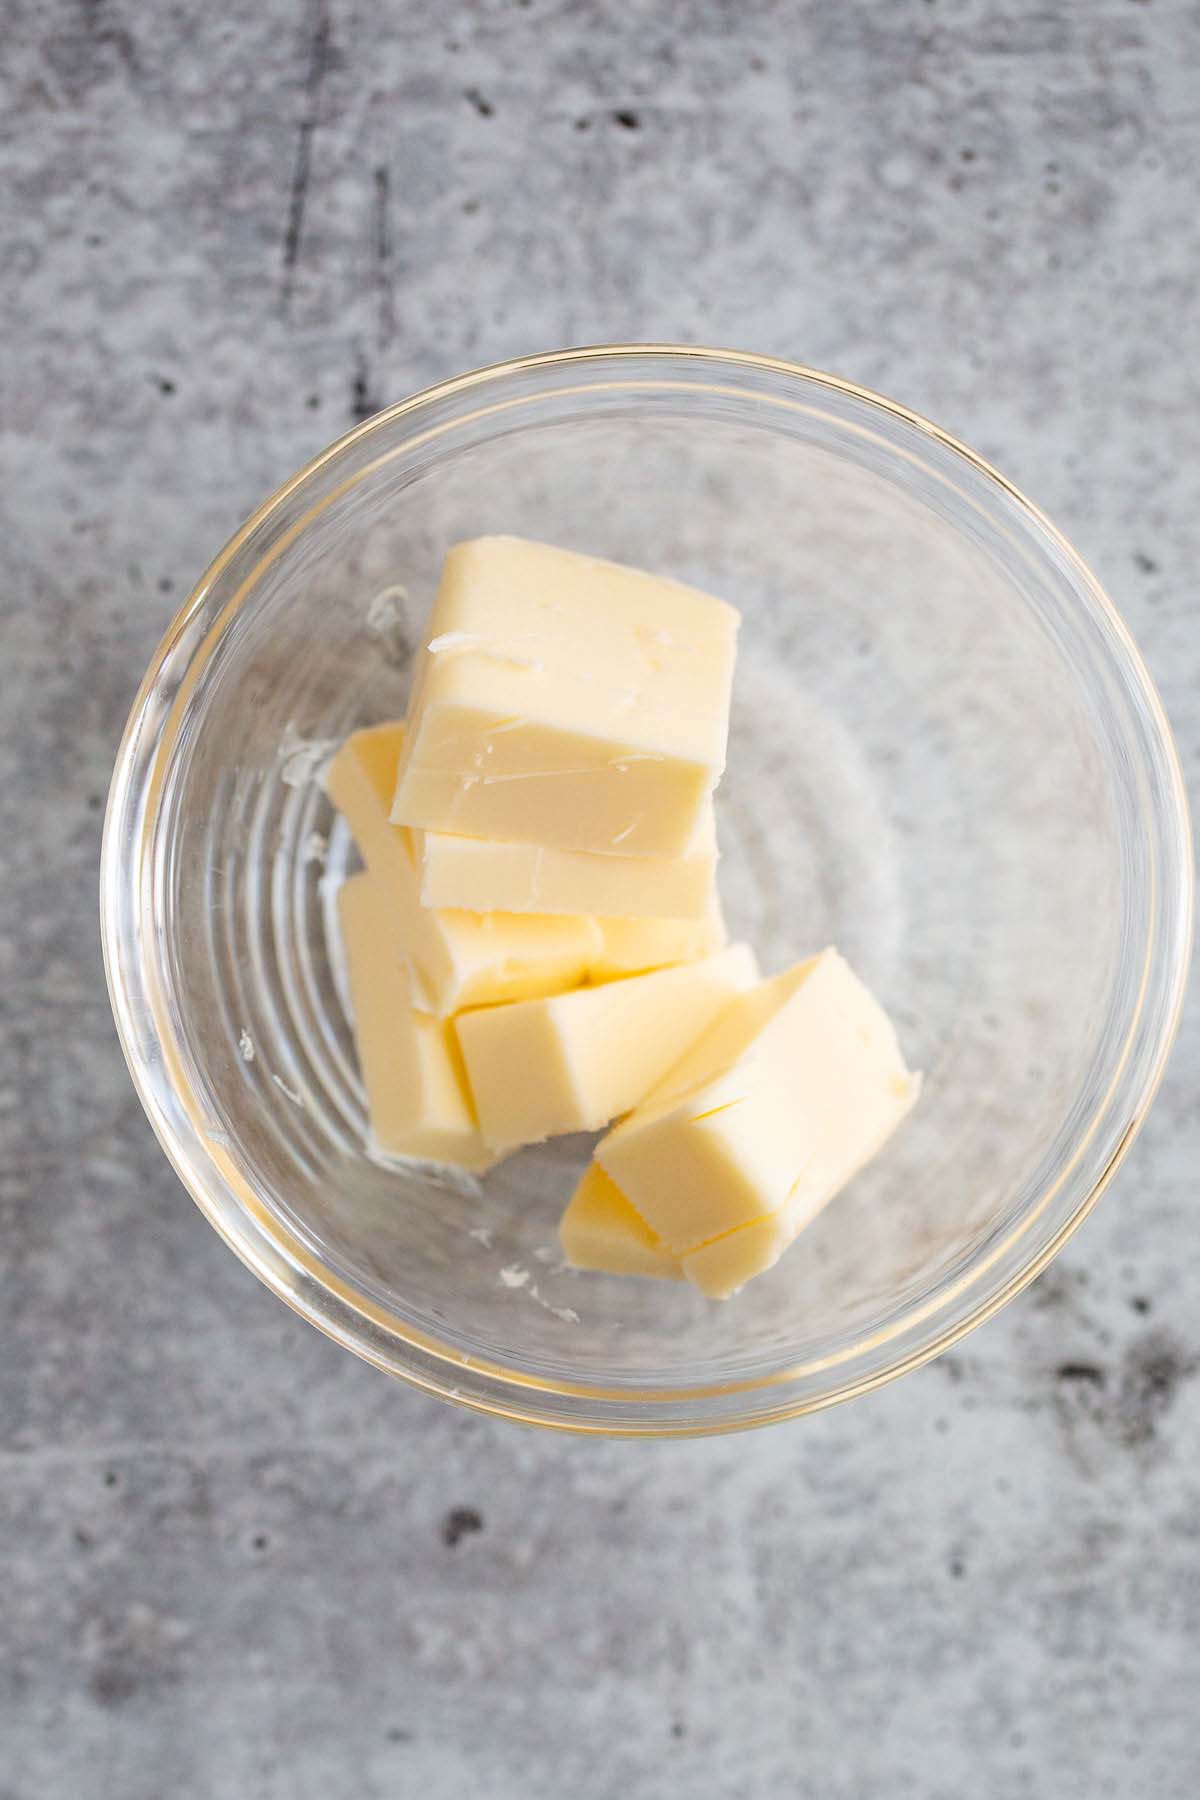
101, 342, 1194, 1436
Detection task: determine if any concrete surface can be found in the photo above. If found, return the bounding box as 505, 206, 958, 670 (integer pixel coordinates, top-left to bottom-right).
3, 2, 1198, 1795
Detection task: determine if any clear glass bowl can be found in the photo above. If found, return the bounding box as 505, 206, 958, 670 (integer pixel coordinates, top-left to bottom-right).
101, 346, 1192, 1435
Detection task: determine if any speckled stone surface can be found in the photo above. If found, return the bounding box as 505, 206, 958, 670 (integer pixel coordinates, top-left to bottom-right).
3, 3, 1198, 1795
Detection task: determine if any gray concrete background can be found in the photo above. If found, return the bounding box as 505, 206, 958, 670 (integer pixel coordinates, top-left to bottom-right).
3, 2, 1198, 1794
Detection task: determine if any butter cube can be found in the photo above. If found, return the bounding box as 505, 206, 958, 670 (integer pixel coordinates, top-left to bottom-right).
589, 893, 726, 981
412, 796, 718, 918
390, 537, 740, 856
338, 874, 493, 1170
455, 944, 758, 1154
596, 949, 920, 1261
559, 1165, 682, 1281
326, 724, 600, 1015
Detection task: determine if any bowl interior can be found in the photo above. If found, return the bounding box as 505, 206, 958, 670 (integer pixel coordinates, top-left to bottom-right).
115, 356, 1186, 1426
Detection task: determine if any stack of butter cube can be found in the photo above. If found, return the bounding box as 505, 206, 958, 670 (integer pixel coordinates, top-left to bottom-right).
328, 537, 919, 1298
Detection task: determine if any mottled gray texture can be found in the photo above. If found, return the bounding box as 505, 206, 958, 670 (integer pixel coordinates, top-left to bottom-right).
2, 2, 1198, 1795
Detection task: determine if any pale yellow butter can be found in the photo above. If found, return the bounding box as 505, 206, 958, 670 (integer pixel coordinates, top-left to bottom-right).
595, 948, 920, 1268
338, 874, 493, 1170
560, 1158, 909, 1300
413, 796, 718, 919
326, 724, 599, 1015
559, 1165, 682, 1281
455, 944, 758, 1154
324, 720, 413, 891
589, 892, 726, 981
408, 908, 598, 1018
390, 537, 740, 856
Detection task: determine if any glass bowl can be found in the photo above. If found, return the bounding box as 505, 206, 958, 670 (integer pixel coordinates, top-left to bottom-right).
101, 346, 1192, 1435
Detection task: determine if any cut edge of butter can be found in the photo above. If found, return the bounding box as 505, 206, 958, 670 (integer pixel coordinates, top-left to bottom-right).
588, 890, 727, 981
559, 1164, 683, 1280
414, 794, 718, 919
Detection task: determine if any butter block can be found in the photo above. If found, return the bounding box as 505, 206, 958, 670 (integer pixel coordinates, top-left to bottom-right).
390, 537, 740, 856
455, 945, 758, 1154
589, 892, 726, 981
327, 723, 600, 1015
596, 948, 920, 1259
413, 796, 718, 918
560, 1165, 682, 1280
338, 874, 493, 1170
